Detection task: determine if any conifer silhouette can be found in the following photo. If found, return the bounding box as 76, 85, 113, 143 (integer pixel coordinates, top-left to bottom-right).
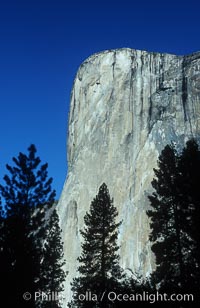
0, 145, 56, 307
147, 140, 200, 304
69, 183, 123, 308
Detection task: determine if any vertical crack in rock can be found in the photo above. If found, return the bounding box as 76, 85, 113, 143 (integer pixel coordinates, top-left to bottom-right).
182, 57, 188, 122
112, 50, 117, 79
181, 56, 194, 135
58, 48, 200, 307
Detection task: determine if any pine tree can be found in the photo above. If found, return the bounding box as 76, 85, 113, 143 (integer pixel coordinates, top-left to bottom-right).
177, 139, 200, 300
69, 183, 123, 308
147, 140, 200, 301
147, 144, 188, 293
38, 209, 66, 308
0, 144, 56, 307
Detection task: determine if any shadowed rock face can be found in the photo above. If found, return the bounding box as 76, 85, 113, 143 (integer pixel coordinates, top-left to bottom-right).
58, 48, 200, 305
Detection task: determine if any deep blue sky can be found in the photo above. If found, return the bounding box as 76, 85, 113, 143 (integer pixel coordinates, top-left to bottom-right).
0, 0, 200, 198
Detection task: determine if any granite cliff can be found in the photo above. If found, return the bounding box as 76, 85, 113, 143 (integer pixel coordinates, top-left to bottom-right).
58, 48, 200, 305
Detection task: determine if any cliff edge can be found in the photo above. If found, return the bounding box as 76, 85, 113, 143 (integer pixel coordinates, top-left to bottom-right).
58, 48, 200, 306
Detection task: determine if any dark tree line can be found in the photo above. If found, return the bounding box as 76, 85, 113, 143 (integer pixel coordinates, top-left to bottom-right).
70, 139, 200, 307
0, 145, 66, 307
1, 139, 199, 307
147, 139, 200, 305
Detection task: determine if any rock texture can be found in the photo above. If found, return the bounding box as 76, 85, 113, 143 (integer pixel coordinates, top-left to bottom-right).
58, 48, 200, 306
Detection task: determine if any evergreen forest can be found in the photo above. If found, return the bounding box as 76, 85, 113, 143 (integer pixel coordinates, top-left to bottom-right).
0, 140, 199, 307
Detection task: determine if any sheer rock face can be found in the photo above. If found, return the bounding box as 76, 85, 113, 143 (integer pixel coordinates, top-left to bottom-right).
58, 48, 200, 305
